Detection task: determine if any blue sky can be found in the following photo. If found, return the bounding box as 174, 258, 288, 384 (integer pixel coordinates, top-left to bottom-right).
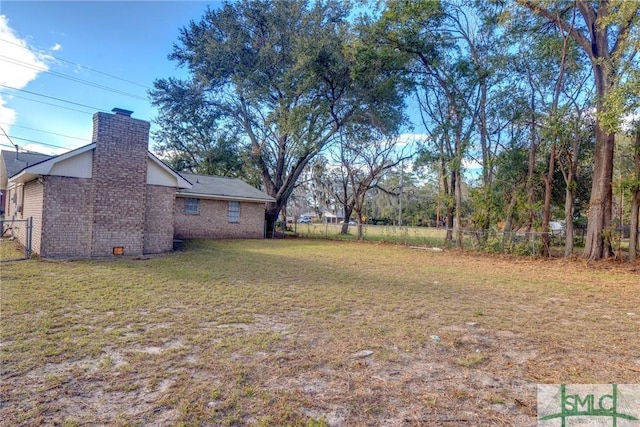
0, 0, 430, 171
0, 1, 221, 155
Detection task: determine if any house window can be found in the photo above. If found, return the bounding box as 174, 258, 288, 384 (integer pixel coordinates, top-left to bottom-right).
184, 198, 199, 215
228, 201, 240, 223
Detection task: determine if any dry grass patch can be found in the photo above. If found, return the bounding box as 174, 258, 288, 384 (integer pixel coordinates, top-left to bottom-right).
1, 239, 639, 426
0, 237, 26, 261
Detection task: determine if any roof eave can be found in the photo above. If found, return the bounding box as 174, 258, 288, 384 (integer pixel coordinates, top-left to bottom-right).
176, 191, 275, 203
7, 171, 40, 185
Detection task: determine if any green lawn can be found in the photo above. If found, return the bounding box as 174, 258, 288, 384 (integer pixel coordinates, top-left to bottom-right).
294, 223, 449, 246
1, 239, 638, 426
293, 223, 570, 256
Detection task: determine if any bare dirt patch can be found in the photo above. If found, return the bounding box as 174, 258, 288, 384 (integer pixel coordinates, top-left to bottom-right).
1, 239, 638, 426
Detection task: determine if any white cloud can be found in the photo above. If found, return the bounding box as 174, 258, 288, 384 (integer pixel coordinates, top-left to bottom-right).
51, 43, 62, 51
0, 15, 49, 147
462, 158, 482, 170
0, 97, 16, 132
397, 133, 430, 147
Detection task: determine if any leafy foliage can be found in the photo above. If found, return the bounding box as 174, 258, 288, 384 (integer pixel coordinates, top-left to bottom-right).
152, 0, 408, 232
150, 0, 640, 259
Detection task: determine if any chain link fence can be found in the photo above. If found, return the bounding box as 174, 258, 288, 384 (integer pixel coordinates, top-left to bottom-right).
1, 217, 33, 261
293, 223, 586, 256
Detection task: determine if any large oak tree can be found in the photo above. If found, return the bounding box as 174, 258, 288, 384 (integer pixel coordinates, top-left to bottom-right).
152, 0, 406, 234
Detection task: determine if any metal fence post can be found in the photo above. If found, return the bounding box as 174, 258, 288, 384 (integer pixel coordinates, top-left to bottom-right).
26, 217, 32, 258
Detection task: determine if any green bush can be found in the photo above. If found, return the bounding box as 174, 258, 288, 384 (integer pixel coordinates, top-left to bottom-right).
483, 237, 504, 254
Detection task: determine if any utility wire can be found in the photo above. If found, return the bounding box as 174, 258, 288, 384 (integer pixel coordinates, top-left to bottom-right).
1, 86, 153, 121
0, 125, 16, 146
0, 37, 158, 151
0, 55, 148, 101
2, 124, 74, 152
0, 37, 152, 90
0, 85, 107, 112
0, 122, 90, 142
0, 92, 95, 115
6, 135, 73, 151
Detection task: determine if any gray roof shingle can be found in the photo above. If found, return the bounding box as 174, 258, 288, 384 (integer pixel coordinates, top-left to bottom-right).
177, 173, 275, 203
2, 150, 52, 178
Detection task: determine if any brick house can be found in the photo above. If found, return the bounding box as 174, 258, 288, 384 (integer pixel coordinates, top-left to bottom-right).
175, 173, 275, 239
2, 109, 274, 258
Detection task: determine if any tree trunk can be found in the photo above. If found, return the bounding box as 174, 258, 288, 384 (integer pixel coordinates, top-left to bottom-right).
630, 190, 639, 261
541, 142, 556, 257
281, 205, 288, 232
561, 134, 580, 258
525, 87, 538, 237
265, 200, 287, 237
502, 190, 518, 249
445, 171, 455, 243
583, 127, 615, 260
455, 170, 463, 249
582, 25, 616, 260
454, 119, 464, 249
340, 206, 353, 235
629, 130, 640, 261
265, 204, 278, 238
478, 76, 492, 236
564, 182, 575, 258
356, 211, 365, 240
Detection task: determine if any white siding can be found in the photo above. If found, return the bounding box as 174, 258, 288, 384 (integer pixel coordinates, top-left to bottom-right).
147, 158, 179, 187
15, 180, 43, 254
48, 150, 93, 178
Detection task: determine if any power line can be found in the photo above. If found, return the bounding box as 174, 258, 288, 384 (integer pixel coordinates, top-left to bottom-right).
0, 125, 16, 146
4, 92, 104, 117
1, 86, 153, 121
0, 55, 148, 101
0, 85, 107, 112
0, 92, 95, 115
0, 122, 90, 143
0, 37, 152, 90
6, 135, 73, 151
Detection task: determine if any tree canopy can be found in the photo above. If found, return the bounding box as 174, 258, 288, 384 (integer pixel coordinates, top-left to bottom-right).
152, 0, 640, 259
151, 0, 408, 234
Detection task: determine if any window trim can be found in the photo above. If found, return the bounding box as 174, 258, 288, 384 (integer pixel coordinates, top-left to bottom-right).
228, 201, 240, 223
184, 197, 200, 215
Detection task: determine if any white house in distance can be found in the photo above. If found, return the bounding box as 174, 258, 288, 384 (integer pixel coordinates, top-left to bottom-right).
1, 108, 274, 258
